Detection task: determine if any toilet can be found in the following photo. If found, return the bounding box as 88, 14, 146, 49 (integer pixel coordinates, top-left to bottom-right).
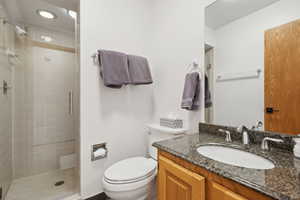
102, 124, 187, 200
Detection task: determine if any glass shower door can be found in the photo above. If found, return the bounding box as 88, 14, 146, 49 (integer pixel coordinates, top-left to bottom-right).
0, 19, 13, 198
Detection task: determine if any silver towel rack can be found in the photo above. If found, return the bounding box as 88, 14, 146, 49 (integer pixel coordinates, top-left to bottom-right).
216, 69, 262, 82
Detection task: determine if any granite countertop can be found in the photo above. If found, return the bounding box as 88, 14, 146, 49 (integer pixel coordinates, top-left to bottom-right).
153, 132, 300, 200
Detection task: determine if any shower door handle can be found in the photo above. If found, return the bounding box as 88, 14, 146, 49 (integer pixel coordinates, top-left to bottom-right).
0, 80, 12, 95
69, 91, 73, 115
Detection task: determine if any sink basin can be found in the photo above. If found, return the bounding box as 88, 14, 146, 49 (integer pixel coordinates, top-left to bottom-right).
197, 144, 275, 169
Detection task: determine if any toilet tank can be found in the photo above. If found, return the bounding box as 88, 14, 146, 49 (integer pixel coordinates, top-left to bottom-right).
147, 124, 187, 160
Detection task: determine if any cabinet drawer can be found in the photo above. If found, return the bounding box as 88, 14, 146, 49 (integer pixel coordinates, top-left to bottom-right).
158, 156, 205, 200
210, 182, 248, 200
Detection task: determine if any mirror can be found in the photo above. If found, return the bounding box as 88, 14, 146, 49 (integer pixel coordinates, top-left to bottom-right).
204, 0, 300, 135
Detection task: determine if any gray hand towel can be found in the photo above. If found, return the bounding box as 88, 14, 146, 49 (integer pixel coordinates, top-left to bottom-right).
127, 55, 153, 85
98, 50, 131, 88
181, 72, 201, 110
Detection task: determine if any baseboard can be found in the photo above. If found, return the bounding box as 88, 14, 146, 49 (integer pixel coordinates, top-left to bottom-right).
62, 194, 82, 200
85, 192, 108, 200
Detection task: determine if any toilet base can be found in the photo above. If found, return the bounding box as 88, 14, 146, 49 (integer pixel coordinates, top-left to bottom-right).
109, 194, 156, 200
109, 195, 147, 200
104, 177, 156, 200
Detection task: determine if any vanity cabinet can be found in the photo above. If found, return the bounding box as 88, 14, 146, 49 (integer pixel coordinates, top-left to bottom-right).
210, 182, 247, 200
158, 156, 205, 200
158, 151, 273, 200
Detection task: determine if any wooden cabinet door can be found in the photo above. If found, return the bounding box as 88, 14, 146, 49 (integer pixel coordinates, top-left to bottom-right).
210, 182, 248, 200
265, 19, 300, 134
158, 156, 205, 200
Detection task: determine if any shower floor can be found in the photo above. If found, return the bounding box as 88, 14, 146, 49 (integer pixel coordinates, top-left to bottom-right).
6, 169, 77, 200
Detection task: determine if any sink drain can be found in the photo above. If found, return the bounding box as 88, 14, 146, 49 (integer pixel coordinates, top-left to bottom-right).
54, 181, 65, 186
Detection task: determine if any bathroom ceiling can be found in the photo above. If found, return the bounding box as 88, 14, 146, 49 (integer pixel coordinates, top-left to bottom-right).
1, 0, 78, 33
206, 0, 280, 29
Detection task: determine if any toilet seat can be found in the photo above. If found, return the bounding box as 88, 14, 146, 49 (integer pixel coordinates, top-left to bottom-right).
104, 157, 157, 184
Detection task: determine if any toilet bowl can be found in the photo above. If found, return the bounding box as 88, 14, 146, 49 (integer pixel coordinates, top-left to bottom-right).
102, 157, 157, 200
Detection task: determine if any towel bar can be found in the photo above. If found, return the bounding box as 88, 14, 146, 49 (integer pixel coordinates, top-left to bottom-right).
216, 69, 262, 82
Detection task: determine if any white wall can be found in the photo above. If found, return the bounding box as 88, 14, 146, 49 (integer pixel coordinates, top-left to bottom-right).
213, 0, 300, 128
150, 0, 206, 133
80, 0, 209, 198
80, 0, 153, 197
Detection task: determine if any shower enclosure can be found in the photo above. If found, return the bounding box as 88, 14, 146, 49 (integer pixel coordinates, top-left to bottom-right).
0, 17, 13, 199
0, 7, 79, 200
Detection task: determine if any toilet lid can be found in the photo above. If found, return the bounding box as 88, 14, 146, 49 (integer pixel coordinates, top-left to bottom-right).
104, 157, 157, 183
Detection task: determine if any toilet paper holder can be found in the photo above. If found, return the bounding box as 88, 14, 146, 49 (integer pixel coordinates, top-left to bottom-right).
91, 143, 108, 161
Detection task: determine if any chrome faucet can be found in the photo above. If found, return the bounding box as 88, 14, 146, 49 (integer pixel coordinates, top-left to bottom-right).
261, 137, 284, 151
237, 125, 249, 145
218, 129, 232, 143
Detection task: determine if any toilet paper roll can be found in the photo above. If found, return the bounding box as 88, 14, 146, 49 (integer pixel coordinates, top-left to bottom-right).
93, 148, 107, 158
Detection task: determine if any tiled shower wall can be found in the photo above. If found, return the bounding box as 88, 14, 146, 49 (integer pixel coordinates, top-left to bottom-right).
13, 27, 77, 178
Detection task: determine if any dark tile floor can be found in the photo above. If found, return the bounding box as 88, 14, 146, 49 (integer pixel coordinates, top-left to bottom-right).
85, 193, 108, 200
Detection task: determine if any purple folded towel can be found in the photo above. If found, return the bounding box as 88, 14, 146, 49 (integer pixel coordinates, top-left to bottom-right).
181, 72, 201, 110
127, 55, 153, 85
98, 50, 131, 88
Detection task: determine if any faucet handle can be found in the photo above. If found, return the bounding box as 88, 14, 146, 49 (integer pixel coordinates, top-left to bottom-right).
218, 129, 232, 143
261, 137, 284, 151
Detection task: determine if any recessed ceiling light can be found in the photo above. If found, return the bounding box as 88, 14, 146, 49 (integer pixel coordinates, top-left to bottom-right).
41, 35, 53, 42
68, 10, 77, 19
37, 9, 57, 19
